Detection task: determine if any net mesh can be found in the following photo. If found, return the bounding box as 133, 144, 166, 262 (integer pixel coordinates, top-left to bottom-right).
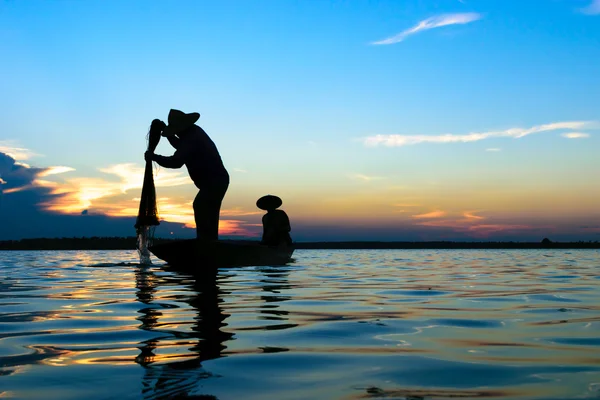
135, 120, 163, 264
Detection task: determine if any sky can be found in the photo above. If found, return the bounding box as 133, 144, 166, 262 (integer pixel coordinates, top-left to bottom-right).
1, 0, 599, 242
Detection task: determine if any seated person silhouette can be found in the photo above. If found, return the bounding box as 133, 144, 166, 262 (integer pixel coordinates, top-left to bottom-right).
256, 195, 292, 247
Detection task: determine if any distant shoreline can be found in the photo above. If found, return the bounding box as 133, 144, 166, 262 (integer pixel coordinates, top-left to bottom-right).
0, 237, 598, 250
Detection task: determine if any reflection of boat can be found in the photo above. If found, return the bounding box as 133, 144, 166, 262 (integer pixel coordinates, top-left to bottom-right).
149, 239, 295, 269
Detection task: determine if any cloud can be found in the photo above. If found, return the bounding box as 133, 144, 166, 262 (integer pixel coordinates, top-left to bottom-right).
363, 121, 595, 147
371, 13, 482, 45
0, 151, 45, 192
350, 173, 386, 182
412, 210, 446, 219
37, 166, 76, 177
41, 163, 190, 214
221, 207, 262, 217
0, 151, 261, 239
417, 219, 533, 237
100, 163, 190, 192
486, 148, 501, 152
580, 0, 600, 14
0, 140, 39, 161
463, 211, 485, 220
413, 211, 537, 238
233, 168, 248, 173
561, 132, 590, 139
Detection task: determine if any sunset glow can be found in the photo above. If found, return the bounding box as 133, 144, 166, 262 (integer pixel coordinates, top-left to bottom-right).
1, 0, 599, 241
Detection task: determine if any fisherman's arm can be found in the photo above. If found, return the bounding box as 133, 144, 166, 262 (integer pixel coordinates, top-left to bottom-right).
146, 150, 185, 169
167, 135, 181, 149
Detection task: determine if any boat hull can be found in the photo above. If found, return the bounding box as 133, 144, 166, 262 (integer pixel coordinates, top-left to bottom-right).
149, 239, 295, 270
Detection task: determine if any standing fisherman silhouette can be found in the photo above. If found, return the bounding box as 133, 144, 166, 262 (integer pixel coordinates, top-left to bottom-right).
145, 109, 230, 242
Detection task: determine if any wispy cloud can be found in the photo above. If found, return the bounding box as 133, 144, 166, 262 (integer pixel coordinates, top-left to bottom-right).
561, 132, 590, 139
100, 163, 190, 192
413, 210, 536, 238
233, 168, 248, 173
1, 149, 260, 237
371, 13, 482, 45
463, 211, 485, 220
417, 219, 533, 237
39, 163, 190, 214
350, 173, 386, 182
220, 207, 262, 217
580, 0, 600, 15
363, 121, 595, 147
37, 166, 76, 177
486, 148, 501, 152
0, 140, 39, 161
412, 210, 446, 219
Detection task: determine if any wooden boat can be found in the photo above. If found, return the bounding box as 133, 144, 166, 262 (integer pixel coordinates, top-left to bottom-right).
149, 239, 295, 270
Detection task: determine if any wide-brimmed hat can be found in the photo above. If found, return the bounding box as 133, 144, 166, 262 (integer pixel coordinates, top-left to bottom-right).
161, 109, 200, 137
256, 195, 282, 210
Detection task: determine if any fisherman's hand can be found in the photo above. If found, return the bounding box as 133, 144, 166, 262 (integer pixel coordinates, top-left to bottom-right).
144, 151, 154, 162
151, 119, 166, 132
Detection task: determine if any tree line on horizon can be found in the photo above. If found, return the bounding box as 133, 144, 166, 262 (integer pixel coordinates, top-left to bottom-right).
0, 236, 599, 250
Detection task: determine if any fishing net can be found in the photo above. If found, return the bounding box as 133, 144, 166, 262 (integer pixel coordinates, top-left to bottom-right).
135, 119, 163, 264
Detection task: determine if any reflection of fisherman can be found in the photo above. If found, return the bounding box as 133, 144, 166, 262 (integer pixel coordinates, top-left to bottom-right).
145, 109, 229, 242
134, 266, 231, 399
257, 195, 292, 247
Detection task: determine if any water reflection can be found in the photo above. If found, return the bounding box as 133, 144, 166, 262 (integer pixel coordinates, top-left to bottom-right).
134, 267, 233, 399
2, 249, 600, 399
255, 267, 296, 331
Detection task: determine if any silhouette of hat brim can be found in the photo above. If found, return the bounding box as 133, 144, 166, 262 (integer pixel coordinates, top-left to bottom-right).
162, 109, 200, 137
256, 195, 282, 210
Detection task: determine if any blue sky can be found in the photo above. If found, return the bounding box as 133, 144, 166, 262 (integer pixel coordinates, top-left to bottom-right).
1, 0, 599, 241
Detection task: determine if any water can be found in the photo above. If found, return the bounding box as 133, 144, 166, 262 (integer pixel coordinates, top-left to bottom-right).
136, 227, 153, 265
1, 249, 600, 399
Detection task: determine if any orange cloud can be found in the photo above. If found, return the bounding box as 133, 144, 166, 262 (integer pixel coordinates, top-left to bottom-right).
463, 211, 485, 220
220, 207, 262, 217
99, 163, 190, 192
40, 163, 191, 214
77, 195, 258, 236
414, 211, 534, 238
412, 210, 446, 219
14, 160, 261, 236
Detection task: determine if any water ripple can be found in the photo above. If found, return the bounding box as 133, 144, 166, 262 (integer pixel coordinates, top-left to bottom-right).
1, 249, 599, 399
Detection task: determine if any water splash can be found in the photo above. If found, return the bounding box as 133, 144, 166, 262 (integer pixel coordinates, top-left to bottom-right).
136, 226, 153, 265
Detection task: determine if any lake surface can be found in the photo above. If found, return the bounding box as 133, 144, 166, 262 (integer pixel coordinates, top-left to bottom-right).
1, 249, 600, 399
